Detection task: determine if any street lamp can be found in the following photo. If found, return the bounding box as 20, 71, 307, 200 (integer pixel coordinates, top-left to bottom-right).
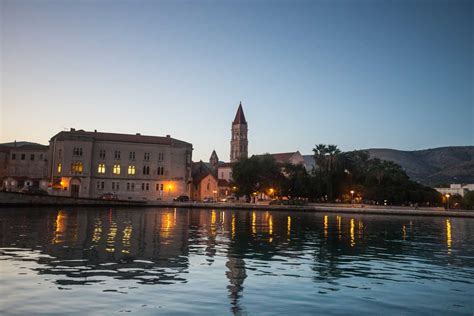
350, 190, 355, 203
445, 194, 450, 210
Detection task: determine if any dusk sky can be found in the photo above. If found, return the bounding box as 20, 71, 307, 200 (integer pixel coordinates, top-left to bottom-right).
1, 0, 472, 161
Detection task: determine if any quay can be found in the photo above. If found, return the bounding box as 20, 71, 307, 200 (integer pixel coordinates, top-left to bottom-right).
1, 191, 473, 218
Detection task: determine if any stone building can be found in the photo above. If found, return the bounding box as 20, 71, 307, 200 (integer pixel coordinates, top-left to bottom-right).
190, 161, 218, 201
0, 143, 49, 191
48, 129, 193, 200
230, 102, 248, 162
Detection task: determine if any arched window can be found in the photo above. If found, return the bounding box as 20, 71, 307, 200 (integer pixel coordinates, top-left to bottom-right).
113, 164, 121, 175
98, 163, 106, 174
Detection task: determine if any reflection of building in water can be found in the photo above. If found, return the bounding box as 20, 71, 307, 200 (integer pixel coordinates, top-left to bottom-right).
226, 257, 247, 313
3, 208, 191, 284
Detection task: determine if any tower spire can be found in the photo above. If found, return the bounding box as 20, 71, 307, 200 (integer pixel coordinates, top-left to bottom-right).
230, 101, 248, 162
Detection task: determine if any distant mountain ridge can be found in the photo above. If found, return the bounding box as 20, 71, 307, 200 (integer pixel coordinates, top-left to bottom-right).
366, 146, 474, 187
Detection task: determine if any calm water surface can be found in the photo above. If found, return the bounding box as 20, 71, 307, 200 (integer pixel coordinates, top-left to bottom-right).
0, 207, 473, 315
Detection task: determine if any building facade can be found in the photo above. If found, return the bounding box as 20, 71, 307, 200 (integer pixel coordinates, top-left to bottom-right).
190, 161, 218, 201
435, 184, 474, 197
230, 102, 248, 162
0, 143, 49, 191
48, 129, 193, 201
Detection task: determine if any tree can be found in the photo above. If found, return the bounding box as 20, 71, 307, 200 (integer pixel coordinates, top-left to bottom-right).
462, 191, 474, 210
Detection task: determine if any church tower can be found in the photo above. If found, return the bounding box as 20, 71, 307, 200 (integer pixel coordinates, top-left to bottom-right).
230, 102, 248, 162
209, 150, 219, 167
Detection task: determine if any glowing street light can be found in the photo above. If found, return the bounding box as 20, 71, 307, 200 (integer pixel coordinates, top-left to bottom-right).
445, 194, 450, 210
350, 190, 355, 203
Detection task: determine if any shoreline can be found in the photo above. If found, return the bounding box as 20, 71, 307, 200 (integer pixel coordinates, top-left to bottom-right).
0, 192, 472, 218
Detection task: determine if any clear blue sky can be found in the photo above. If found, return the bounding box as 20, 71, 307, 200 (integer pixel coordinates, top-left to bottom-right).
1, 0, 472, 161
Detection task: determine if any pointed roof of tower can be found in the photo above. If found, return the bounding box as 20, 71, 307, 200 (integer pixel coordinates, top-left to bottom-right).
233, 102, 247, 125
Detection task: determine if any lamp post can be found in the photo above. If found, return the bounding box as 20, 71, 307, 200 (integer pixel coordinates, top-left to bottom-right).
350, 190, 355, 203
445, 194, 450, 210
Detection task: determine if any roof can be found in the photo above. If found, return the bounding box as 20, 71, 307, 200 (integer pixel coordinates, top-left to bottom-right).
270, 152, 300, 163
233, 102, 247, 125
218, 162, 234, 168
0, 144, 48, 152
218, 179, 231, 187
192, 161, 217, 185
50, 129, 192, 147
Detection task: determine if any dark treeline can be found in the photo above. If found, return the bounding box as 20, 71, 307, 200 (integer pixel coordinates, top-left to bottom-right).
232, 144, 443, 206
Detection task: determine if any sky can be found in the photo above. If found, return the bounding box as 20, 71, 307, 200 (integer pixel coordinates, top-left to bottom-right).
1, 0, 472, 161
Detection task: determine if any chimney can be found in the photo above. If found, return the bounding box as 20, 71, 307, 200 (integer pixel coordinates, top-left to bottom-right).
166, 135, 170, 138
94, 129, 97, 133
136, 133, 141, 136
70, 128, 75, 132
14, 140, 17, 148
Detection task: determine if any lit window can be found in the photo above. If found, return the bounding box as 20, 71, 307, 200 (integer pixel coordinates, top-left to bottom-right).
71, 161, 83, 174
98, 163, 106, 174
57, 163, 62, 174
128, 165, 136, 175
113, 164, 121, 175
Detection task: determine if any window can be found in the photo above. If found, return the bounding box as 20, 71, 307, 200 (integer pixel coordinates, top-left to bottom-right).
98, 163, 106, 174
129, 152, 135, 160
71, 161, 83, 174
207, 183, 210, 190
21, 154, 25, 160
144, 153, 150, 161
143, 165, 150, 175
142, 183, 149, 191
113, 164, 121, 175
126, 182, 135, 191
30, 154, 35, 161
57, 163, 62, 174
128, 165, 136, 175
157, 166, 164, 175
97, 181, 105, 190
58, 149, 62, 159
114, 151, 121, 159
11, 153, 16, 160
73, 147, 83, 156
158, 153, 164, 161
160, 184, 164, 191
112, 182, 120, 190
99, 149, 106, 159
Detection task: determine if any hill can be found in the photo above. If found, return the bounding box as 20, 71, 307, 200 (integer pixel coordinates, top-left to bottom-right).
366, 146, 474, 187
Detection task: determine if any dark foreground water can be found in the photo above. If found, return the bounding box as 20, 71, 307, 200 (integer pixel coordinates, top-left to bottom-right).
0, 208, 473, 315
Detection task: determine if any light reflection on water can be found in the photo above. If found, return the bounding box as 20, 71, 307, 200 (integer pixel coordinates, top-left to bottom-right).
0, 207, 473, 315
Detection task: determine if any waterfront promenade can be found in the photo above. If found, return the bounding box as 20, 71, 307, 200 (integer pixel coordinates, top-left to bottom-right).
1, 191, 473, 218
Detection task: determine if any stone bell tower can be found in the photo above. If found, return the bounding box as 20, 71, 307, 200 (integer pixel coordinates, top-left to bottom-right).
230, 102, 248, 162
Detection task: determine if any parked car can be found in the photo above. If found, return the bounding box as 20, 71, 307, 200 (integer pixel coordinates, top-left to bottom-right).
203, 197, 215, 203
20, 187, 48, 196
173, 195, 190, 202
220, 196, 237, 203
100, 192, 118, 200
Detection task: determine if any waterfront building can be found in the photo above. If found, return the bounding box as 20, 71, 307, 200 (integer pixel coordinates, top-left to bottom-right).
230, 102, 248, 162
435, 184, 474, 197
190, 161, 218, 201
48, 129, 193, 200
0, 142, 49, 191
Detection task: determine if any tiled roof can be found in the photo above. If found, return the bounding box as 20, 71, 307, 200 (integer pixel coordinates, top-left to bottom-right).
270, 152, 299, 163
50, 129, 192, 147
218, 162, 234, 168
218, 179, 231, 187
192, 161, 216, 185
233, 102, 247, 125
